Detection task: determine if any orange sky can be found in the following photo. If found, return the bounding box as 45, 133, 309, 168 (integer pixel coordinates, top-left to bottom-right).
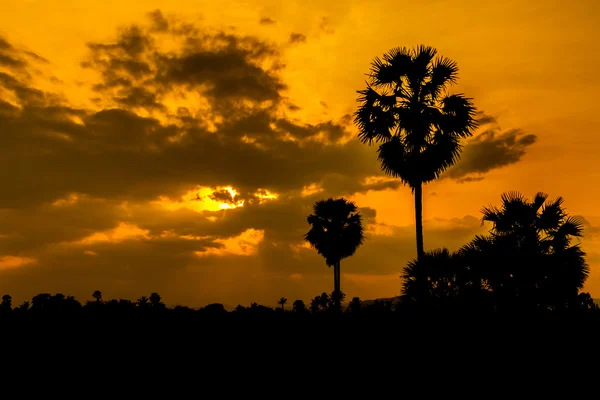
1, 0, 599, 307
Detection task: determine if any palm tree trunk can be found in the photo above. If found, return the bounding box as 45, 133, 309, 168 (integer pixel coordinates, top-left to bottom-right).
334, 260, 341, 309
414, 181, 425, 260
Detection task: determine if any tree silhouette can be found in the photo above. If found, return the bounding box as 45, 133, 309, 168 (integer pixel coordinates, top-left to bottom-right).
461, 191, 589, 311
309, 296, 320, 314
355, 45, 478, 259
137, 296, 149, 308
92, 290, 103, 303
348, 297, 362, 313
1, 294, 12, 311
401, 248, 484, 310
305, 198, 365, 309
149, 292, 164, 309
318, 292, 330, 311
277, 297, 287, 311
292, 299, 306, 313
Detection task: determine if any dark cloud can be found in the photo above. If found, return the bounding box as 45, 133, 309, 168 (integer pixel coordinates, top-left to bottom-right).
83, 23, 285, 110
475, 110, 497, 126
259, 17, 276, 25
445, 126, 537, 182
319, 17, 335, 34
289, 33, 307, 44
209, 189, 236, 204
148, 9, 170, 32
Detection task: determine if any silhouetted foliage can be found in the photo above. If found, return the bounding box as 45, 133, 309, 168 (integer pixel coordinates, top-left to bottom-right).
355, 45, 478, 259
401, 192, 593, 316
277, 297, 287, 311
305, 198, 365, 309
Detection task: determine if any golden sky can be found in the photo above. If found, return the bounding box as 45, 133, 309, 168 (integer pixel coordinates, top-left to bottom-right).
1, 0, 599, 307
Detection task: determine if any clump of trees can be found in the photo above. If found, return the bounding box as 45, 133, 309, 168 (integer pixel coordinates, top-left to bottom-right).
401, 192, 594, 314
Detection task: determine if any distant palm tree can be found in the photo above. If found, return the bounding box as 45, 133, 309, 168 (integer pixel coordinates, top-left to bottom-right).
137, 296, 149, 308
305, 198, 365, 309
0, 294, 12, 311
355, 45, 478, 259
277, 297, 287, 311
309, 297, 320, 314
292, 299, 306, 312
348, 297, 362, 313
149, 292, 164, 308
318, 292, 330, 311
92, 290, 102, 303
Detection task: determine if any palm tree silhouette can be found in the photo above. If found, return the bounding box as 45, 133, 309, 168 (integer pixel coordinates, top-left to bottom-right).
461, 191, 589, 311
348, 297, 362, 313
292, 299, 306, 312
354, 45, 478, 259
92, 290, 102, 303
137, 296, 149, 308
401, 248, 472, 308
277, 297, 287, 311
309, 296, 320, 314
305, 198, 365, 309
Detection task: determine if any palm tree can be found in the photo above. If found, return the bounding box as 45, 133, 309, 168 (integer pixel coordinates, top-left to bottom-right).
305, 198, 365, 309
292, 299, 306, 313
401, 248, 485, 309
309, 296, 320, 314
461, 191, 589, 311
149, 292, 164, 308
1, 294, 12, 310
348, 297, 362, 313
92, 290, 102, 303
354, 45, 478, 259
277, 297, 287, 311
137, 296, 149, 308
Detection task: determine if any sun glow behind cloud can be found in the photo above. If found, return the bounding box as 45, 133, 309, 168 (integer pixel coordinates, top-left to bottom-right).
195, 228, 265, 257
154, 186, 245, 212
0, 255, 37, 270
74, 222, 151, 245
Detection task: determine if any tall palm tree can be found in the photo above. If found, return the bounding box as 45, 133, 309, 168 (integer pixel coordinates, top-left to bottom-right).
354, 45, 478, 259
305, 198, 365, 309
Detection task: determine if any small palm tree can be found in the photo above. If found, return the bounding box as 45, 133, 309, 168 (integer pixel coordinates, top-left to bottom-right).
305, 198, 365, 309
348, 297, 362, 313
401, 248, 474, 307
277, 297, 287, 311
149, 292, 162, 307
1, 294, 12, 311
309, 297, 320, 314
137, 296, 149, 308
92, 290, 102, 303
355, 45, 478, 259
292, 299, 306, 313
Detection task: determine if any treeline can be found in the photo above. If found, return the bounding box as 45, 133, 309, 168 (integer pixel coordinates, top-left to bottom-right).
0, 288, 597, 325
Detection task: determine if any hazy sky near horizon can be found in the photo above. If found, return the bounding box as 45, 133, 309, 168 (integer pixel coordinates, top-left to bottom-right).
1, 0, 599, 306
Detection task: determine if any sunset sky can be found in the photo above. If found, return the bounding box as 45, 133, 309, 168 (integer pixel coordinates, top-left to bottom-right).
1, 0, 599, 307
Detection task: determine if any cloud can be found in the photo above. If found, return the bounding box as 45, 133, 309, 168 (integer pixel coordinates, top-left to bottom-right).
475, 110, 497, 126
445, 124, 537, 182
259, 17, 276, 25
0, 256, 37, 270
289, 33, 307, 44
